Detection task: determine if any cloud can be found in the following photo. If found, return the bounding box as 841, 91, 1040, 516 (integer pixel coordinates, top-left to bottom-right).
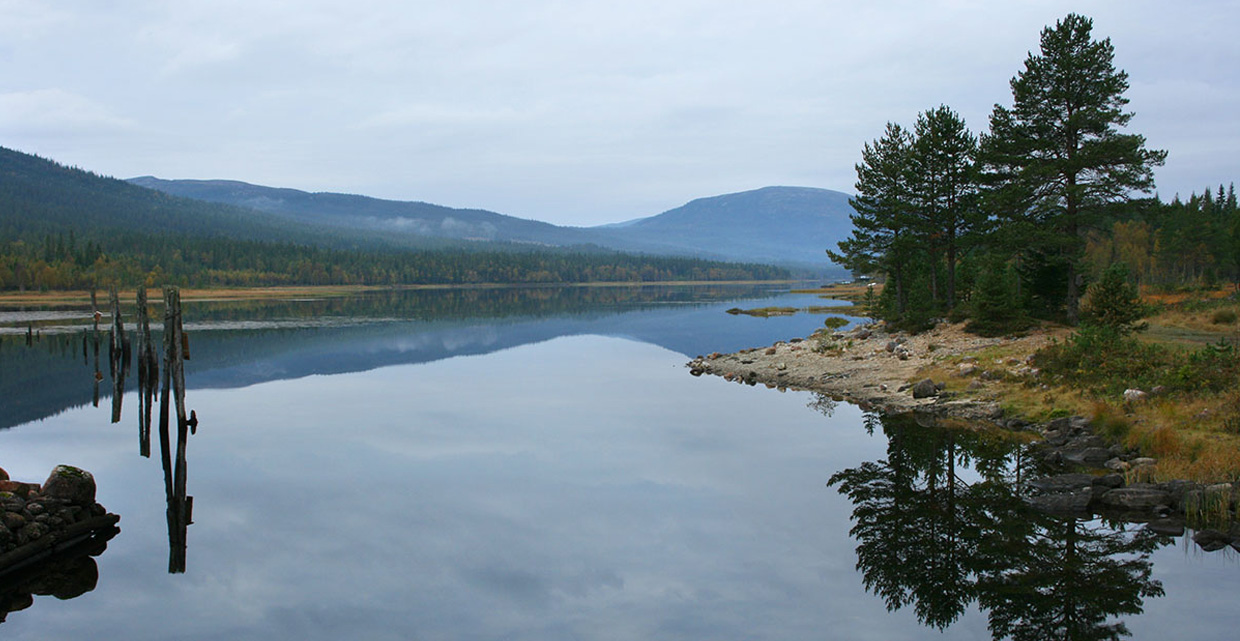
0, 89, 135, 133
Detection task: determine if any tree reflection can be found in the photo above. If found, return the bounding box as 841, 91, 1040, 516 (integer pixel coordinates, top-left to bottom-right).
829, 413, 1166, 640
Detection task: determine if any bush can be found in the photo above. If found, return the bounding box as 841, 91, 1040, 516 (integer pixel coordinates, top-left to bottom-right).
1079, 263, 1147, 334
1211, 308, 1237, 325
1035, 327, 1240, 397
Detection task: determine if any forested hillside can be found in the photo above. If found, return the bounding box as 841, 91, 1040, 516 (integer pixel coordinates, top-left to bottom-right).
0, 148, 789, 289
829, 14, 1230, 332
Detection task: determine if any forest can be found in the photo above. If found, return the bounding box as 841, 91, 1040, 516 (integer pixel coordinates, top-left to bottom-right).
829, 13, 1233, 332
0, 146, 788, 290
0, 231, 788, 290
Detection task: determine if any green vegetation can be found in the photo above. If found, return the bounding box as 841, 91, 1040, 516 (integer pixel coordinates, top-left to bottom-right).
725, 306, 798, 317
830, 14, 1175, 333
0, 147, 789, 290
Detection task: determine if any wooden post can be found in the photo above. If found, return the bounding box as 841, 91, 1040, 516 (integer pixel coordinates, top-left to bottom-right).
159, 286, 192, 573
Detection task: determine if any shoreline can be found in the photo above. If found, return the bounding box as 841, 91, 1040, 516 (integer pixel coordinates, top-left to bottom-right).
688, 321, 1240, 546
0, 280, 804, 306
687, 320, 1062, 423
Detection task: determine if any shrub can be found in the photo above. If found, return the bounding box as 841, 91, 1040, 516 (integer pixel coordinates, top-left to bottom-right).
1211, 308, 1237, 325
1079, 262, 1148, 335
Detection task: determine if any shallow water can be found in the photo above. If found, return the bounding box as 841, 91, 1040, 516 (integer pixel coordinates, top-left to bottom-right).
0, 285, 1236, 639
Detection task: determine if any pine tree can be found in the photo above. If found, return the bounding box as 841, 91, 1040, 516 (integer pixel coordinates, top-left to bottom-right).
829, 122, 917, 317
909, 105, 981, 311
980, 14, 1167, 323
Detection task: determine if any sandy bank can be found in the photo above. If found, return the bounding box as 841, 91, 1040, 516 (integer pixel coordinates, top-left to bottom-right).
687, 321, 1063, 422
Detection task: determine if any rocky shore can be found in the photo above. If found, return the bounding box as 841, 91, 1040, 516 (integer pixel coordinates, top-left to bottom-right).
0, 464, 120, 620
687, 320, 1059, 421
689, 321, 1240, 552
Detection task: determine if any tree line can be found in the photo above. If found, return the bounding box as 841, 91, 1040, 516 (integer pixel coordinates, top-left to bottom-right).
830, 14, 1184, 333
0, 231, 789, 291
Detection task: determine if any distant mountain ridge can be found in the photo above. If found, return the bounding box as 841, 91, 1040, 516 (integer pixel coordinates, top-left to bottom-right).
608, 186, 855, 267
129, 177, 856, 272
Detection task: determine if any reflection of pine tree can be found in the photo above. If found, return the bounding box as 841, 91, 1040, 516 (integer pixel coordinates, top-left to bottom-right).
976, 513, 1164, 641
829, 415, 993, 628
829, 414, 1167, 639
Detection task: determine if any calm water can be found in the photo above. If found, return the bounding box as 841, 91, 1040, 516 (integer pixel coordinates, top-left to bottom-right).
0, 285, 1236, 640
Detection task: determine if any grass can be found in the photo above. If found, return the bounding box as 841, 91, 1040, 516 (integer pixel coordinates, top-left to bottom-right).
726, 306, 798, 317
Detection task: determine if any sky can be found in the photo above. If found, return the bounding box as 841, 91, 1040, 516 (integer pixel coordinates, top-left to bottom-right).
0, 0, 1236, 227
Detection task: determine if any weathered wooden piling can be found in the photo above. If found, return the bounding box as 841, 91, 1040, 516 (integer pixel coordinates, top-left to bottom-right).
158, 286, 192, 573
136, 287, 158, 458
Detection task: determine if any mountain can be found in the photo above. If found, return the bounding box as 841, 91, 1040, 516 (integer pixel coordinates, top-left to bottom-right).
0, 147, 463, 252
604, 186, 855, 268
128, 177, 855, 272
127, 176, 596, 247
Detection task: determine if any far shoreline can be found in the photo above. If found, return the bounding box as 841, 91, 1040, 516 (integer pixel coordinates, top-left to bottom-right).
0, 279, 806, 306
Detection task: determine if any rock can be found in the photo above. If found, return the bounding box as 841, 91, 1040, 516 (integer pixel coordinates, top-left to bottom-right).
911, 379, 939, 399
966, 380, 985, 391
1104, 458, 1130, 472
1150, 385, 1167, 396
17, 521, 48, 545
1030, 473, 1095, 493
1047, 416, 1074, 431
0, 466, 7, 481
1158, 480, 1202, 512
1066, 447, 1114, 465
0, 480, 38, 497
1145, 518, 1185, 537
1043, 429, 1068, 446
1093, 474, 1126, 489
764, 347, 777, 355
1122, 388, 1147, 403
855, 329, 872, 340
885, 341, 897, 353
42, 465, 96, 507
957, 363, 978, 376
1193, 529, 1231, 552
1029, 490, 1092, 514
1099, 485, 1172, 511
2, 512, 25, 531
1130, 457, 1157, 467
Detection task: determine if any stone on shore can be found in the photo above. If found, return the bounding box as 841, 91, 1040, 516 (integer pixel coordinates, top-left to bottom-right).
911, 378, 938, 399
41, 465, 96, 507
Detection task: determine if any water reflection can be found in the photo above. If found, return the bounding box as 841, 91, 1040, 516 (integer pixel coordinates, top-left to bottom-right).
829, 414, 1166, 639
0, 525, 119, 623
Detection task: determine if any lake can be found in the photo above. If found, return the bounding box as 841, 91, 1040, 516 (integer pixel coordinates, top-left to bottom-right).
0, 285, 1237, 640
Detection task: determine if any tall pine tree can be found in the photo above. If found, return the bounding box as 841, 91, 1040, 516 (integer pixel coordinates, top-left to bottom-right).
980, 14, 1166, 323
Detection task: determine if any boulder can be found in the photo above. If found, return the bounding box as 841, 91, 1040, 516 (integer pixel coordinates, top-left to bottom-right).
1145, 518, 1186, 537
911, 379, 938, 399
1193, 529, 1231, 552
1099, 485, 1172, 511
1092, 474, 1126, 489
1029, 490, 1092, 514
1122, 388, 1148, 403
1030, 473, 1095, 493
41, 465, 96, 507
1065, 447, 1114, 465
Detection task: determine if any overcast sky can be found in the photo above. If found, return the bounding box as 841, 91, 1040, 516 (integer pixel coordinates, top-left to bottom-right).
1, 1, 1236, 226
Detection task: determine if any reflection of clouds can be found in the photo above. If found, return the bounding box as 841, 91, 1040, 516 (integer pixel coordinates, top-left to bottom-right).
13, 334, 1199, 640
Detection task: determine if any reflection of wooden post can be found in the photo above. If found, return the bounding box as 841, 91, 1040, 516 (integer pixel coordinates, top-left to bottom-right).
109, 287, 127, 424
159, 286, 191, 573
136, 287, 157, 458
